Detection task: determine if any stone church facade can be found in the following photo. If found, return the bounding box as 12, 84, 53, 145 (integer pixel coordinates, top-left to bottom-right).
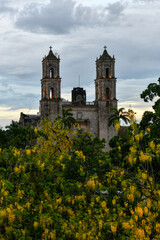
20, 46, 117, 150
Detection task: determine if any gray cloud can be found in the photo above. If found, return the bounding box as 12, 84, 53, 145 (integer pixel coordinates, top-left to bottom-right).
0, 1, 16, 15
15, 0, 125, 34
0, 89, 39, 111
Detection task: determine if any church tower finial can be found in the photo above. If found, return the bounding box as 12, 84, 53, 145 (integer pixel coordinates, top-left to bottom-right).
104, 45, 107, 50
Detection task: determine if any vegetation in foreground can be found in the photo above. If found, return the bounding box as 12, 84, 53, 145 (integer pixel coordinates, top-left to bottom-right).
0, 78, 159, 239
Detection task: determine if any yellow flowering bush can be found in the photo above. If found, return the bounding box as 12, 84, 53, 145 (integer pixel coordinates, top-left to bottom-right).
0, 118, 159, 239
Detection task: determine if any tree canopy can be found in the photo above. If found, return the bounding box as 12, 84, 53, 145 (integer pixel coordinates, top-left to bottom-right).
0, 116, 160, 239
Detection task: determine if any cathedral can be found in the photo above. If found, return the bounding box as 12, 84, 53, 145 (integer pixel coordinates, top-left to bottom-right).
20, 46, 117, 150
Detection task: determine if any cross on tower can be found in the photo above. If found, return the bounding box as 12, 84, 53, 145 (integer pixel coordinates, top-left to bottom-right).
104, 45, 107, 50
49, 46, 52, 51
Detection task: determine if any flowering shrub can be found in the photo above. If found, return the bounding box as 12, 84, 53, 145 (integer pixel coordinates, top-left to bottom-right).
0, 118, 160, 239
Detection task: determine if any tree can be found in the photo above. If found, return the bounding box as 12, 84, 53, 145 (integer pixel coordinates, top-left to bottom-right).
140, 77, 160, 135
140, 78, 160, 160
108, 107, 129, 127
3, 121, 36, 149
0, 128, 8, 149
56, 108, 76, 129
72, 130, 109, 177
0, 118, 160, 239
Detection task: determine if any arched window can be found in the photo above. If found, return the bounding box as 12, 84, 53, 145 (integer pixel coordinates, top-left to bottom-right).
106, 87, 110, 100
50, 88, 54, 99
43, 87, 46, 99
106, 68, 109, 78
50, 68, 54, 78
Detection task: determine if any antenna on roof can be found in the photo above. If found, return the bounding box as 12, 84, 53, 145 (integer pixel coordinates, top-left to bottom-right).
78, 75, 80, 87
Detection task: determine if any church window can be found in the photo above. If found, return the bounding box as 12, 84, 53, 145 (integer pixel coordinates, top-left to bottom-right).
77, 112, 82, 120
50, 88, 54, 99
43, 87, 46, 98
106, 68, 109, 78
50, 68, 54, 78
106, 87, 110, 100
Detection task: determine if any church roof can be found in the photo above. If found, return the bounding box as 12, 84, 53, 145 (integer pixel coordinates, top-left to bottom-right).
22, 114, 40, 120
45, 47, 58, 60
98, 46, 114, 61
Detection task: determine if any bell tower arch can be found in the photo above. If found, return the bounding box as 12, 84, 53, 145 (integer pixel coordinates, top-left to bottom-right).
40, 47, 62, 120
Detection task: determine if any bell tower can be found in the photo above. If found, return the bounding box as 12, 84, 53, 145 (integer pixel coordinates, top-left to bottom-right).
95, 46, 117, 148
40, 47, 62, 120
95, 46, 117, 104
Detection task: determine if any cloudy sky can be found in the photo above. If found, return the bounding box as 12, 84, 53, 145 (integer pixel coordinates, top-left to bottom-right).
0, 0, 159, 127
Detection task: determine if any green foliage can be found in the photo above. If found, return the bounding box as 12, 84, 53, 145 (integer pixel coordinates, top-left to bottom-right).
72, 130, 110, 177
0, 118, 160, 239
56, 108, 76, 129
0, 121, 36, 149
108, 107, 129, 127
140, 78, 160, 141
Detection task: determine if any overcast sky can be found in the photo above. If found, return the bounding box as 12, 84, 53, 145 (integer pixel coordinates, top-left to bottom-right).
0, 0, 159, 127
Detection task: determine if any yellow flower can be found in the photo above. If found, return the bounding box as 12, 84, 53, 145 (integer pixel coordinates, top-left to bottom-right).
88, 209, 91, 215
112, 199, 116, 205
13, 149, 20, 156
136, 228, 145, 239
101, 201, 106, 208
0, 210, 6, 218
49, 230, 56, 239
135, 134, 140, 142
104, 208, 109, 214
146, 127, 150, 133
122, 222, 130, 230
61, 163, 65, 170
130, 208, 134, 215
21, 229, 26, 236
149, 141, 155, 150
119, 210, 123, 216
75, 150, 86, 161
1, 188, 9, 197
34, 127, 38, 133
5, 226, 12, 233
134, 215, 138, 221
26, 149, 31, 155
96, 196, 100, 202
56, 198, 62, 204
130, 186, 135, 193
33, 221, 38, 228
32, 146, 37, 153
145, 226, 151, 236
86, 178, 96, 190
139, 151, 152, 163
147, 199, 151, 208
127, 193, 134, 202
155, 223, 160, 233
99, 219, 103, 229
115, 122, 120, 132
118, 146, 121, 151
135, 206, 143, 218
8, 213, 15, 222
26, 202, 31, 210
130, 146, 137, 154
142, 173, 147, 180
111, 223, 117, 235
